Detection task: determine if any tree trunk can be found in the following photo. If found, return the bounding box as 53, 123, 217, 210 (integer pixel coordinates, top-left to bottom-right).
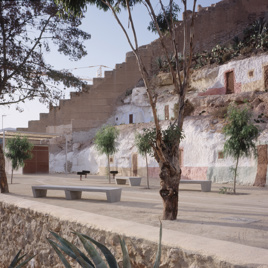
234, 157, 239, 194
0, 146, 9, 193
145, 153, 149, 189
11, 169, 13, 184
107, 154, 111, 184
159, 162, 180, 220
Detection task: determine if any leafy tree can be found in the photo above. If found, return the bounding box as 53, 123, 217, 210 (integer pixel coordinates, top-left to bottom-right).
135, 131, 153, 189
0, 0, 91, 193
147, 2, 180, 34
223, 105, 259, 194
55, 0, 197, 220
94, 126, 119, 184
5, 135, 34, 184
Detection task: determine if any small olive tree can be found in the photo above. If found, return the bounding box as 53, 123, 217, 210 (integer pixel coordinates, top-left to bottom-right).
94, 125, 119, 183
135, 130, 153, 189
5, 135, 33, 184
223, 105, 259, 194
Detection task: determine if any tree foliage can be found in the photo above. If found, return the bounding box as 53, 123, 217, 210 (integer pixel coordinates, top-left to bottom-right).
5, 135, 34, 183
223, 105, 259, 193
0, 0, 91, 108
94, 125, 119, 183
147, 2, 180, 33
135, 131, 152, 188
94, 125, 119, 156
135, 131, 152, 157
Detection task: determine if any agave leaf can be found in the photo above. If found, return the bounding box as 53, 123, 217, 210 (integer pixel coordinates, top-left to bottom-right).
153, 222, 162, 268
80, 233, 119, 268
47, 238, 73, 268
119, 237, 131, 268
8, 250, 36, 268
75, 232, 108, 268
15, 254, 36, 268
8, 250, 24, 268
50, 231, 94, 267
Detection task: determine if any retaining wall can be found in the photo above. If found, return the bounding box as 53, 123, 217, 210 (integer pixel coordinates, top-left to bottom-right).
0, 195, 261, 268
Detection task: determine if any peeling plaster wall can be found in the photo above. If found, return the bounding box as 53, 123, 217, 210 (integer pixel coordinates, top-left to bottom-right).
50, 117, 262, 185
197, 54, 268, 96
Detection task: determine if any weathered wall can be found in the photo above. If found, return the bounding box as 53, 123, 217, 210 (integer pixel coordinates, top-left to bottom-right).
0, 195, 243, 268
197, 54, 268, 96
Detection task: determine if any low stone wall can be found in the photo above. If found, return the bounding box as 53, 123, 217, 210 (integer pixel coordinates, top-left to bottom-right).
0, 195, 258, 268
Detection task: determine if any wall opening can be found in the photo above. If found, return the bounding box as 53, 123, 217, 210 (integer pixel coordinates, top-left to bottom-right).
132, 153, 138, 176
129, 114, 133, 124
23, 145, 49, 174
226, 71, 234, 94
165, 105, 169, 120
218, 151, 224, 159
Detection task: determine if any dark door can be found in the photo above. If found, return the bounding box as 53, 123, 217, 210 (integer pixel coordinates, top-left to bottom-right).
226, 71, 234, 94
254, 145, 267, 187
132, 153, 138, 176
165, 105, 169, 120
23, 145, 49, 173
129, 114, 133, 124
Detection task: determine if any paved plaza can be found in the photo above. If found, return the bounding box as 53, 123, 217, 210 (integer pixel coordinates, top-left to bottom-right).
4, 173, 268, 267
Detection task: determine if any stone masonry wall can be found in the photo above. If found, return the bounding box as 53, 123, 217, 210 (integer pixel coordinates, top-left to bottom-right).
0, 195, 245, 268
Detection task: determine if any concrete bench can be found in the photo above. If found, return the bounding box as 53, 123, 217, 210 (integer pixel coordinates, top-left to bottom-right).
180, 180, 212, 192
115, 176, 142, 186
32, 185, 122, 203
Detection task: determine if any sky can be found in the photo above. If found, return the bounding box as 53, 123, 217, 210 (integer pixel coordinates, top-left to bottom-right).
0, 0, 221, 130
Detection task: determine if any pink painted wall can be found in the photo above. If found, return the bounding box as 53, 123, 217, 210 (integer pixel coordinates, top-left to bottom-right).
148, 166, 208, 181
198, 87, 226, 96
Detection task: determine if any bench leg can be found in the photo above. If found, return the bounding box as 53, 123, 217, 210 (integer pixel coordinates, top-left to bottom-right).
65, 190, 82, 200
32, 189, 47, 198
201, 181, 212, 192
106, 189, 122, 203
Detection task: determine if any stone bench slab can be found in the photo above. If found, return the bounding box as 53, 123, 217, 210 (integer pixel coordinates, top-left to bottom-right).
180, 180, 212, 192
32, 185, 122, 203
115, 177, 142, 186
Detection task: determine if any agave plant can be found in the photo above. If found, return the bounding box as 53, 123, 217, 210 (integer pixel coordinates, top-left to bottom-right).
47, 222, 162, 268
8, 250, 35, 268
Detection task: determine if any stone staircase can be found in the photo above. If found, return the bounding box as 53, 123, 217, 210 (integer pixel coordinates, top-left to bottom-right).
17, 0, 268, 135
18, 48, 153, 134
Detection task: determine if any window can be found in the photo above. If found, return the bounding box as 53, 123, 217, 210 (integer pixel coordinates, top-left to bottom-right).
248, 70, 254, 78
218, 151, 224, 159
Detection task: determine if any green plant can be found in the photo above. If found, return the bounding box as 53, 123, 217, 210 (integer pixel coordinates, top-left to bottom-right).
9, 250, 35, 268
5, 135, 33, 184
94, 126, 119, 184
135, 132, 153, 189
219, 186, 234, 194
47, 223, 162, 268
223, 104, 259, 194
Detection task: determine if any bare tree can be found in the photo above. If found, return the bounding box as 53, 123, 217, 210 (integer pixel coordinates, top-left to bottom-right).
55, 0, 197, 220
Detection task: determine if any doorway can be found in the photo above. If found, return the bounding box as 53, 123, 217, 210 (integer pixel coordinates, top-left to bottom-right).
226, 71, 234, 94
132, 153, 138, 176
